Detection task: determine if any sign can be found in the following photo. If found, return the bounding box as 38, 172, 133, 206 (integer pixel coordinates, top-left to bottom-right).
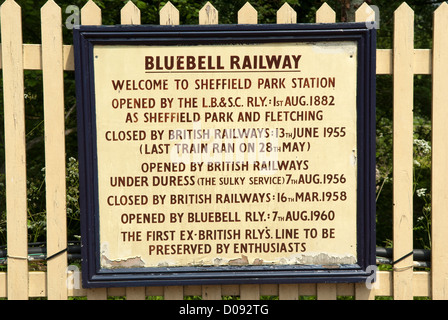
74, 23, 376, 288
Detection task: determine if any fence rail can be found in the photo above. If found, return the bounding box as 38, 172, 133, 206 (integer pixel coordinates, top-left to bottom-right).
1, 0, 448, 300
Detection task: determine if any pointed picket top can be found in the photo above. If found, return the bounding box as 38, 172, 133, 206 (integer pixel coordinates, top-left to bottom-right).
41, 0, 63, 65
1, 0, 20, 11
199, 2, 218, 25
1, 0, 21, 22
316, 2, 335, 23
121, 0, 141, 25
393, 1, 414, 46
41, 0, 61, 20
238, 2, 257, 24
276, 2, 296, 24
355, 2, 375, 23
41, 0, 62, 50
434, 0, 448, 32
0, 0, 23, 62
160, 1, 179, 25
395, 2, 414, 18
41, 0, 59, 9
433, 2, 448, 48
81, 0, 101, 25
435, 1, 448, 14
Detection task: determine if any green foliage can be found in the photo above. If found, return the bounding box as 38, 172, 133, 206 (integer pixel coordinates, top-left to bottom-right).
66, 157, 81, 241
27, 168, 47, 243
413, 115, 432, 250
6, 157, 80, 245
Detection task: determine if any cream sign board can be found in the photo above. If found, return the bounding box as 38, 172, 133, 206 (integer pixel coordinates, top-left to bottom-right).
74, 24, 376, 288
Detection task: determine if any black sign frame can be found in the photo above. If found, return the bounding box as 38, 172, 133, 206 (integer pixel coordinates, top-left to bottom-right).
74, 23, 376, 288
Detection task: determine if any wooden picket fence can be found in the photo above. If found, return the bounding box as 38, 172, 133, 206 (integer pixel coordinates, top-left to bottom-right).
1, 0, 448, 300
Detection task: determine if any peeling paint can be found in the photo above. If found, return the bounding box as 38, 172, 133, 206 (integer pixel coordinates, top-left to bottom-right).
100, 243, 355, 268
292, 252, 357, 265
214, 252, 356, 266
149, 252, 356, 268
157, 261, 169, 267
101, 254, 145, 269
228, 255, 249, 265
100, 242, 146, 268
